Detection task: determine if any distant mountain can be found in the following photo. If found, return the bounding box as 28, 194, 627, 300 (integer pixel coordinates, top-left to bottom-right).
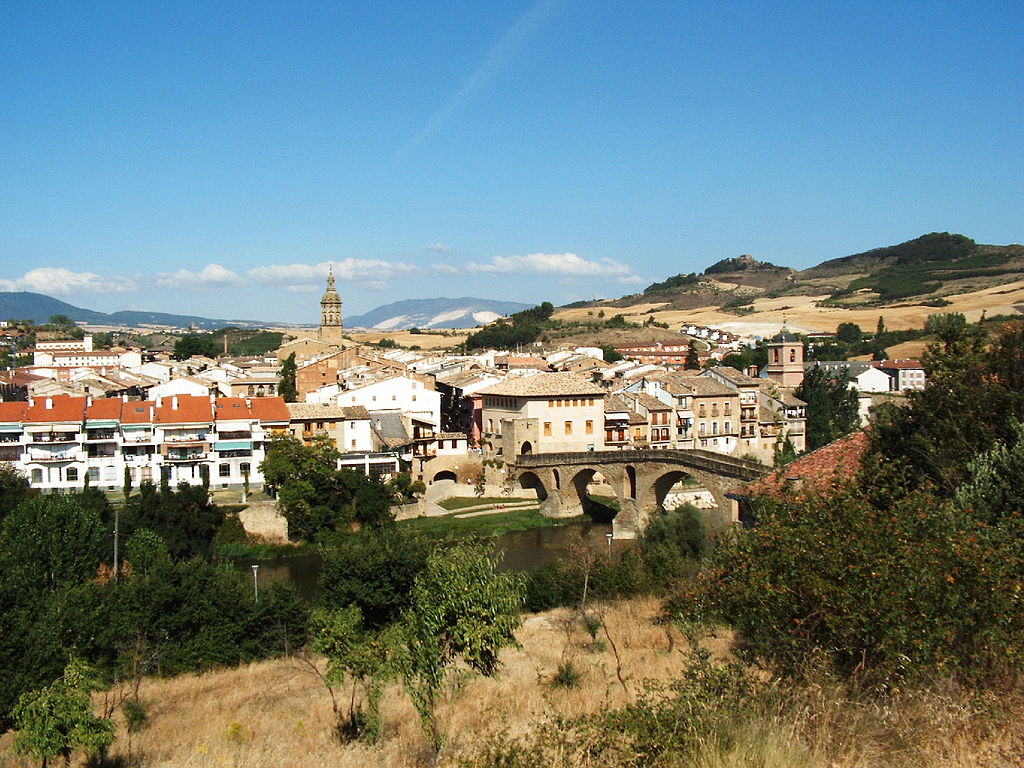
346, 297, 532, 330
0, 292, 268, 330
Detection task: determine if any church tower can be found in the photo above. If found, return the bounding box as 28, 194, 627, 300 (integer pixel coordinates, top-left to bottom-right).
764, 326, 805, 388
319, 268, 343, 342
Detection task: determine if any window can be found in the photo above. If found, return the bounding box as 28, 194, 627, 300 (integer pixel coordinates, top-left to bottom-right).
564, 421, 573, 435
31, 468, 42, 483
219, 463, 230, 477
725, 421, 731, 433
87, 467, 99, 482
724, 402, 731, 416
66, 467, 78, 482
712, 422, 719, 435
240, 462, 250, 476
351, 439, 357, 448
790, 349, 796, 362
585, 420, 593, 435
699, 423, 706, 435
712, 403, 719, 417
699, 404, 706, 417
543, 422, 552, 436
773, 349, 780, 363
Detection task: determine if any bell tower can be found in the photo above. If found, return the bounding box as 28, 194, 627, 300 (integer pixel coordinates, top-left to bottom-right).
765, 325, 805, 388
319, 268, 343, 342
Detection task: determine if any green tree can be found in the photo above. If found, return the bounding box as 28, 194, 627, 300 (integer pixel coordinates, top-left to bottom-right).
309, 605, 393, 742
260, 434, 394, 540
876, 315, 886, 336
0, 493, 105, 596
47, 314, 75, 330
172, 333, 218, 360
397, 541, 525, 763
13, 659, 115, 767
795, 365, 860, 450
0, 462, 32, 519
835, 322, 863, 344
684, 341, 700, 370
319, 526, 430, 629
600, 344, 623, 363
278, 352, 298, 402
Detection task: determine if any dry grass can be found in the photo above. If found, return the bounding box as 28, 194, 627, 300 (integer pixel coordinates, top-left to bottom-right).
1, 597, 1021, 767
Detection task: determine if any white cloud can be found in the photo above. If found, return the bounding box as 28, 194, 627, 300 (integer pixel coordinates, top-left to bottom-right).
433, 263, 459, 274
0, 267, 135, 295
465, 252, 641, 281
154, 263, 244, 289
247, 258, 420, 288
426, 243, 450, 253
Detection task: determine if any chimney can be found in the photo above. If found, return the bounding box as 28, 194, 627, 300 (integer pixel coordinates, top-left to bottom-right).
172, 395, 179, 410
86, 395, 93, 406
156, 396, 163, 409
122, 394, 128, 402
45, 397, 53, 410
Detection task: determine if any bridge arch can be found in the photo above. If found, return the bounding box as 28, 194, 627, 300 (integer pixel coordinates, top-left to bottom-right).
518, 471, 548, 502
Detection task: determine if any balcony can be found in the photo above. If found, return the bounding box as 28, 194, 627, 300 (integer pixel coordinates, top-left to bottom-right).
26, 450, 79, 462
0, 433, 22, 443
0, 447, 20, 461
122, 432, 155, 444
164, 451, 207, 462
85, 431, 116, 442
27, 432, 78, 444
163, 434, 208, 443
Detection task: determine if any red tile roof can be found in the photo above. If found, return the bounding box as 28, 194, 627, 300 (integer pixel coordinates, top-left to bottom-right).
121, 401, 154, 424
249, 397, 290, 424
0, 402, 28, 422
740, 430, 870, 497
214, 397, 254, 421
25, 395, 88, 424
153, 394, 213, 425
85, 398, 124, 421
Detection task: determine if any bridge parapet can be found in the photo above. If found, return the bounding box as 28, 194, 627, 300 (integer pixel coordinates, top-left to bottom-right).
514, 448, 768, 482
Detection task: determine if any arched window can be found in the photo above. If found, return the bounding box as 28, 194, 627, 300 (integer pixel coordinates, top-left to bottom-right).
789, 349, 796, 362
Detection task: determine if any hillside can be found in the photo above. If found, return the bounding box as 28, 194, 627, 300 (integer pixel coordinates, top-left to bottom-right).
0, 292, 269, 330
549, 233, 1024, 339
7, 597, 1014, 768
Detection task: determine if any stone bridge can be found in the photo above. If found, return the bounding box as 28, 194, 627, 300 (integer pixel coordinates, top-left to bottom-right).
513, 449, 769, 539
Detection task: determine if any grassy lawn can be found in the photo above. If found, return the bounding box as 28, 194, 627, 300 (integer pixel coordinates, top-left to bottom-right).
438, 496, 530, 511
400, 507, 583, 539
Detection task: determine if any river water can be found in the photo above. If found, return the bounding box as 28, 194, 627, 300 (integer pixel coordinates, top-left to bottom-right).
233, 519, 615, 601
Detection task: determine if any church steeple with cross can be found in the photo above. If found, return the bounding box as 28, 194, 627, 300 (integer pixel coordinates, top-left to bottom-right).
319, 267, 343, 341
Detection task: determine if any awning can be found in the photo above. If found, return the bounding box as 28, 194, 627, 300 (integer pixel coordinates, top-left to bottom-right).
86, 420, 119, 428
214, 440, 253, 451
0, 424, 22, 432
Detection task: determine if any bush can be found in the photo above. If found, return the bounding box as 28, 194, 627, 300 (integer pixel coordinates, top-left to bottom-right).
687, 480, 1024, 685
551, 660, 583, 689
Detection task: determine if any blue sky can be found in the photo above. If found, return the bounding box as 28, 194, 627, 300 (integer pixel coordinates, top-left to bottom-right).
2, 1, 1022, 324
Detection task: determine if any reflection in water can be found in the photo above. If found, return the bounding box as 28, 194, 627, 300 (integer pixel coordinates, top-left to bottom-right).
231, 520, 624, 601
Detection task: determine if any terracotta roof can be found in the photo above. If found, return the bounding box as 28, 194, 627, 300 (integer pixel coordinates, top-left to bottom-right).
85, 398, 124, 421
214, 397, 254, 421
121, 402, 154, 424
741, 430, 870, 497
0, 402, 28, 422
249, 396, 291, 423
154, 394, 213, 425
25, 395, 87, 424
479, 372, 606, 398
630, 391, 672, 411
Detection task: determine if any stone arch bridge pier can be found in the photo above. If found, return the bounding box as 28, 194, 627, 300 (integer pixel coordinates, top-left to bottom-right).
513, 449, 768, 539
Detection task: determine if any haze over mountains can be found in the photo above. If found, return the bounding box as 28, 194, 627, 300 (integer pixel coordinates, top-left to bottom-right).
3, 234, 1021, 334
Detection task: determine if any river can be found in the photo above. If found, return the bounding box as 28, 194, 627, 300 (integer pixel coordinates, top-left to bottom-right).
232, 519, 616, 601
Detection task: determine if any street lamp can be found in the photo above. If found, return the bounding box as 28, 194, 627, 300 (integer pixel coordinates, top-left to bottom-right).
606, 532, 613, 557
251, 564, 259, 602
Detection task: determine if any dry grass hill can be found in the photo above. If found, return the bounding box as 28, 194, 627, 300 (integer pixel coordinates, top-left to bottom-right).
4, 598, 1018, 768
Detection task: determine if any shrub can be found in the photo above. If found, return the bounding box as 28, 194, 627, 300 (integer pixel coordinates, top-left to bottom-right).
686, 481, 1024, 685
551, 660, 583, 689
